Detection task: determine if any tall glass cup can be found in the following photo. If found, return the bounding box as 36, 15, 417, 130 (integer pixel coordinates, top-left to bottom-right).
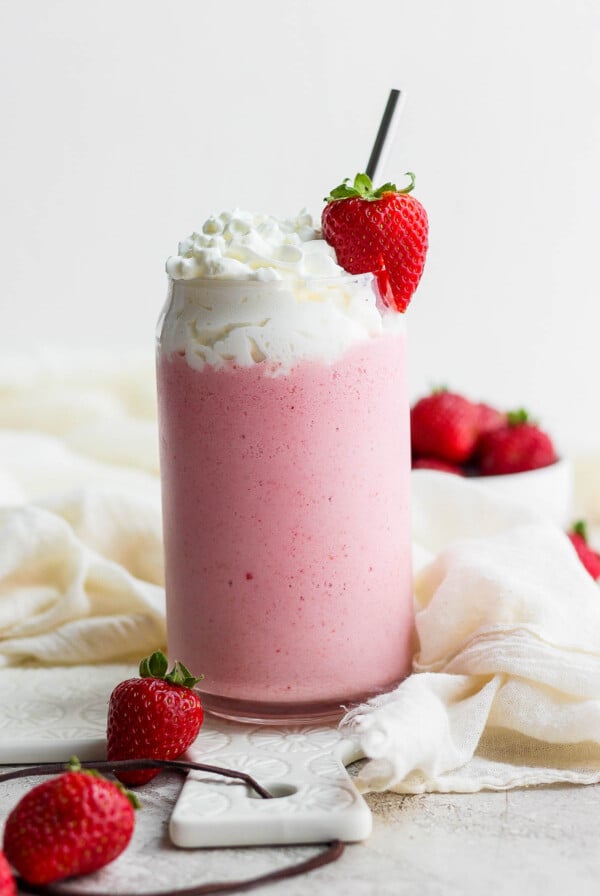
156, 272, 413, 723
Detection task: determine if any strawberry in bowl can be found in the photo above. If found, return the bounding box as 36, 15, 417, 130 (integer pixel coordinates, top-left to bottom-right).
476, 409, 557, 475
410, 390, 488, 464
410, 390, 571, 526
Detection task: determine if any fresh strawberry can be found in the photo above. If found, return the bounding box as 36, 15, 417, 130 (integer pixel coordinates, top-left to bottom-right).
3, 758, 136, 885
0, 852, 15, 896
567, 521, 600, 581
411, 390, 480, 464
321, 172, 428, 312
412, 457, 465, 475
476, 409, 557, 475
475, 403, 506, 437
107, 650, 204, 786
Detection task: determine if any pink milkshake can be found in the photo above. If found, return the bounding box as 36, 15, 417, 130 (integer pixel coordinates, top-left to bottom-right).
157, 210, 414, 722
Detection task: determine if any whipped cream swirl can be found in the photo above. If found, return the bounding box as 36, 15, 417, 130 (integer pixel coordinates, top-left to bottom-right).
166, 209, 343, 281
160, 210, 400, 374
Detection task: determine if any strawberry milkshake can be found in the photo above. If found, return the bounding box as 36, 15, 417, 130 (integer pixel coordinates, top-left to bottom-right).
157, 193, 424, 723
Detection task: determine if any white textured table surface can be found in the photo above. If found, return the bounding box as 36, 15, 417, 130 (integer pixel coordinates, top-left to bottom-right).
1, 772, 599, 895
0, 665, 599, 895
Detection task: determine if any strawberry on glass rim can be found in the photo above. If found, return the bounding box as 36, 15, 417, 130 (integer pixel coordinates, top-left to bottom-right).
321, 172, 428, 312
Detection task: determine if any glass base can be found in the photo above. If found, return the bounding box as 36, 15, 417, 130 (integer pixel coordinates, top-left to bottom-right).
201, 693, 345, 725
199, 686, 394, 726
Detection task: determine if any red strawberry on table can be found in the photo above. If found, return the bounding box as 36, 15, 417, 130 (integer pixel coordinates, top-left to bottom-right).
0, 852, 15, 896
567, 521, 600, 581
476, 409, 557, 476
107, 650, 204, 786
321, 172, 428, 311
411, 390, 481, 464
3, 758, 136, 885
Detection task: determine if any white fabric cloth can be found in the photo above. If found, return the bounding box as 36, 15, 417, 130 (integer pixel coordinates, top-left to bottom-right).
341, 473, 600, 792
0, 350, 165, 665
2, 349, 600, 792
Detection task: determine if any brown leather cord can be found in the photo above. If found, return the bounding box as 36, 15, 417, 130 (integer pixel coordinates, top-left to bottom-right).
16, 841, 345, 896
0, 758, 273, 800
1, 758, 346, 895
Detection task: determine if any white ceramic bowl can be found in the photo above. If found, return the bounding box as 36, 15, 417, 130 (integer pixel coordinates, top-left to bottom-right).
469, 457, 573, 528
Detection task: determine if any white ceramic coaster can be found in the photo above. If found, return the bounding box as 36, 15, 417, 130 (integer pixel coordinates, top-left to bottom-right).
0, 666, 372, 847
171, 718, 371, 847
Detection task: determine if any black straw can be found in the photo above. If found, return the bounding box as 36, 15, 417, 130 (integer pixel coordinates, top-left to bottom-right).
365, 88, 403, 182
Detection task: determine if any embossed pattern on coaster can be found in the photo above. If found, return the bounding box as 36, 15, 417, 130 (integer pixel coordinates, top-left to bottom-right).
0, 665, 136, 763
0, 666, 371, 847
171, 718, 371, 847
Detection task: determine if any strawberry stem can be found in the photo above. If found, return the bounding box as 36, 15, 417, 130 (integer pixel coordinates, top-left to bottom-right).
324, 171, 416, 203
506, 408, 530, 426
572, 520, 589, 541
138, 650, 204, 688
65, 756, 141, 808
139, 650, 168, 679
66, 756, 82, 772
397, 171, 416, 194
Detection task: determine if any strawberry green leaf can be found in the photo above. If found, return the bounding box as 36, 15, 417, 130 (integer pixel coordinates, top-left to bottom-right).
66, 756, 140, 807
396, 171, 416, 194
353, 173, 373, 195
326, 182, 357, 201
164, 660, 204, 688
177, 660, 194, 679
324, 171, 417, 203
140, 650, 169, 679
115, 781, 141, 809
572, 520, 589, 541
372, 181, 398, 197
67, 755, 82, 772
138, 650, 203, 687
507, 409, 530, 426
173, 659, 204, 687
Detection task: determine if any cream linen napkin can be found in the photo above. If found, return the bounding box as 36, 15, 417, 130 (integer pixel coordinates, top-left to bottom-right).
341, 472, 600, 793
0, 350, 166, 665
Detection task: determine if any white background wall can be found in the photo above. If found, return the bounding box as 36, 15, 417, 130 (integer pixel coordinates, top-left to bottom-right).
1, 0, 598, 451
